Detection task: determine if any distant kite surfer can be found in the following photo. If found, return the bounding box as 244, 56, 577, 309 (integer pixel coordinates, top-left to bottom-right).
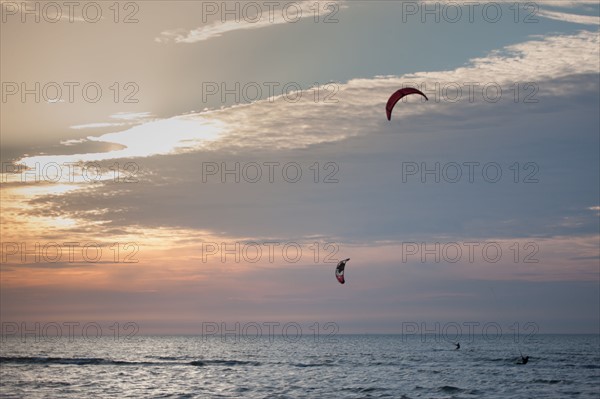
455, 342, 460, 350
516, 348, 529, 364
335, 258, 350, 284
517, 355, 529, 365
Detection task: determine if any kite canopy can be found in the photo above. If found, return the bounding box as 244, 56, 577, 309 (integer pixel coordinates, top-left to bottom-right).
335, 258, 350, 284
386, 88, 428, 120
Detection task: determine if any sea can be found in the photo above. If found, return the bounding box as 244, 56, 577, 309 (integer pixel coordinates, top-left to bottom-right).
1, 334, 598, 398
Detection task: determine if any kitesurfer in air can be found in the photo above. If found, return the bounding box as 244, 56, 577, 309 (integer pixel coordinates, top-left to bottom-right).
335, 258, 350, 284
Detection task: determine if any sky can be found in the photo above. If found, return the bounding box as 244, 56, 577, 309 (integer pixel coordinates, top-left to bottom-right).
1, 0, 599, 336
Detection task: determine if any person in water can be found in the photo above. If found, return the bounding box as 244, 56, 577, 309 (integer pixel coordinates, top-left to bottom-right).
455, 342, 460, 350
518, 355, 529, 364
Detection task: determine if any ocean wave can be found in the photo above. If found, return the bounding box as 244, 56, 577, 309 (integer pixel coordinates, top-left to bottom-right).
0, 356, 260, 367
189, 359, 261, 366
533, 379, 563, 384
0, 356, 149, 366
292, 362, 335, 368
437, 385, 465, 393
338, 386, 390, 395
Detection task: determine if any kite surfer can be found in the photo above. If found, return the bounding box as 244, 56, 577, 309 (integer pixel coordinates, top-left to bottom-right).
517, 348, 529, 364
335, 258, 350, 284
517, 355, 529, 365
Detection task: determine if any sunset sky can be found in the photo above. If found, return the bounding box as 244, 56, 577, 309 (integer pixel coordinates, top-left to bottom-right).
1, 1, 599, 335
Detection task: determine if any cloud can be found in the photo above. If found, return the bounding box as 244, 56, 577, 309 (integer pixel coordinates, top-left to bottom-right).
15, 30, 599, 168
69, 112, 154, 130
533, 0, 600, 7
156, 0, 345, 44
538, 9, 600, 25
109, 112, 154, 121
157, 19, 276, 44
6, 30, 599, 258
70, 122, 127, 130
60, 138, 87, 146
3, 0, 599, 335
